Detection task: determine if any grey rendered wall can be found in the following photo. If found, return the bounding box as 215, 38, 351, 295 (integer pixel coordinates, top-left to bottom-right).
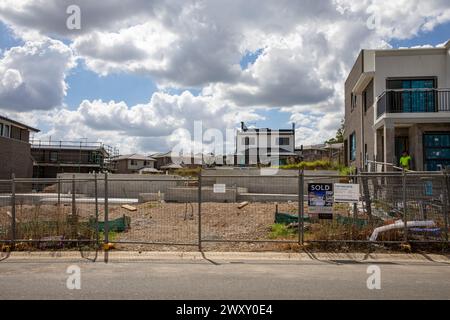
344, 50, 364, 168
57, 173, 184, 198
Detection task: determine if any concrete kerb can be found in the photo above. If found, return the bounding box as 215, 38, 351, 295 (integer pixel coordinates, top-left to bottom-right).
2, 251, 450, 264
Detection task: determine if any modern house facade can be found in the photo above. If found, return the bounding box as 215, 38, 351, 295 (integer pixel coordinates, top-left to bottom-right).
235, 122, 297, 166
344, 41, 450, 171
0, 115, 40, 179
31, 140, 117, 178
110, 154, 156, 174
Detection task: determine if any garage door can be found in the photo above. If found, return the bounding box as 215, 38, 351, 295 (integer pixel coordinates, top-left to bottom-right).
424, 133, 450, 171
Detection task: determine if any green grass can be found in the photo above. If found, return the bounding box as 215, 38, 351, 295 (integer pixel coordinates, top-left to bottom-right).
98, 231, 118, 242
268, 224, 297, 239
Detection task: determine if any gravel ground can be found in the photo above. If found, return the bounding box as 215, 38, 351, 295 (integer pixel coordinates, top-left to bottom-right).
3, 200, 443, 253
0, 201, 300, 251
113, 201, 299, 251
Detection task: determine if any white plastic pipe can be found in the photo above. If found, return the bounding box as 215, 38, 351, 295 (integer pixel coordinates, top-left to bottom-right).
369, 220, 436, 242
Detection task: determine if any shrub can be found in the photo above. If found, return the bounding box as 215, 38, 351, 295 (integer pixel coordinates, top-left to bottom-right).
279, 160, 337, 171
269, 224, 297, 239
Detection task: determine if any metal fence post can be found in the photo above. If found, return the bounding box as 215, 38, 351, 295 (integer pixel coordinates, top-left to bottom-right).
360, 171, 372, 221
104, 172, 109, 263
353, 171, 359, 240
402, 169, 408, 242
298, 169, 304, 245
198, 171, 202, 251
71, 174, 76, 216
11, 173, 16, 249
57, 176, 61, 208
94, 172, 99, 248
443, 170, 449, 242
104, 172, 109, 244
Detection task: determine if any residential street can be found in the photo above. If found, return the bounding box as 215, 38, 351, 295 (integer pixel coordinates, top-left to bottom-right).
0, 252, 449, 300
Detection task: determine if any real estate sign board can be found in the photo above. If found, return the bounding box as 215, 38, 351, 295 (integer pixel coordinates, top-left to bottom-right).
308, 183, 333, 219
333, 183, 360, 203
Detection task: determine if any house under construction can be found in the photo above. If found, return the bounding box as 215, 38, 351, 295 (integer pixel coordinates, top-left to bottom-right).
31, 140, 119, 178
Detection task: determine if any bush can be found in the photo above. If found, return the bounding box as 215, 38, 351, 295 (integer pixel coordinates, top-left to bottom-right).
279, 160, 337, 171
338, 166, 356, 176
269, 224, 297, 239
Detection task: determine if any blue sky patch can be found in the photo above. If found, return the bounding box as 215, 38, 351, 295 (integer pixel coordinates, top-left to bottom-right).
240, 48, 264, 70
65, 62, 158, 108
390, 22, 450, 48
0, 21, 22, 52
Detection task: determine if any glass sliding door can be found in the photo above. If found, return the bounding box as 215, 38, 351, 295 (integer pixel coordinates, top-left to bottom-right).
410, 79, 435, 112
387, 78, 436, 113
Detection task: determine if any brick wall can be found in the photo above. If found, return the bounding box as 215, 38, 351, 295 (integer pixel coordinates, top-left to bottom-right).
0, 136, 33, 179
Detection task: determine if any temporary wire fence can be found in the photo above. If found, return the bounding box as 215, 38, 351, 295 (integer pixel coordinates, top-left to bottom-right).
0, 169, 448, 261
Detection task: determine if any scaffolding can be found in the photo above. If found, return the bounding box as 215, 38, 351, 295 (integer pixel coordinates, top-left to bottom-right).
30, 139, 119, 177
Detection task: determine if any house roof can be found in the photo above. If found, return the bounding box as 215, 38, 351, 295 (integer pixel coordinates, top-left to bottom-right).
112, 154, 156, 161
151, 151, 203, 160
160, 163, 183, 169
0, 115, 40, 132
301, 143, 343, 151
139, 167, 162, 173
150, 151, 173, 158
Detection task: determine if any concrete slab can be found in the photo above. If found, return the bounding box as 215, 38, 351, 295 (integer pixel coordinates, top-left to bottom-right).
39, 197, 139, 204
238, 193, 298, 202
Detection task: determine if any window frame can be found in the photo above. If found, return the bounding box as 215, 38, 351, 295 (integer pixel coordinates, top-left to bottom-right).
276, 137, 290, 146
350, 93, 357, 112
3, 124, 10, 138
350, 132, 357, 162
49, 151, 58, 163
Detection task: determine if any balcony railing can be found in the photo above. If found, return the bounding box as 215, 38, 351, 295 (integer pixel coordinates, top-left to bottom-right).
376, 88, 450, 118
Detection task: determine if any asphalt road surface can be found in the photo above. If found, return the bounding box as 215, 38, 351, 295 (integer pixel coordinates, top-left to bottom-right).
0, 253, 449, 300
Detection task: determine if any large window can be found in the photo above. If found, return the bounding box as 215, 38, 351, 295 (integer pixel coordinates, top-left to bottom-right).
349, 132, 356, 161
3, 124, 10, 138
276, 137, 290, 146
49, 151, 58, 162
387, 78, 436, 112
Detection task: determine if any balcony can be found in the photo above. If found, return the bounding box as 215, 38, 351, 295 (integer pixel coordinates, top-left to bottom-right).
376, 88, 450, 119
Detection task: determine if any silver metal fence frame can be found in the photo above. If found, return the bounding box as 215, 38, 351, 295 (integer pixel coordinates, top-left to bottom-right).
0, 170, 449, 260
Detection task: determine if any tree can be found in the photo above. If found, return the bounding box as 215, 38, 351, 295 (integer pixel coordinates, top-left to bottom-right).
325, 119, 344, 145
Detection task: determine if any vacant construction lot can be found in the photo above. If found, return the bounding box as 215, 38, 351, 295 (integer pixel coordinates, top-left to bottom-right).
0, 201, 301, 251
2, 198, 444, 252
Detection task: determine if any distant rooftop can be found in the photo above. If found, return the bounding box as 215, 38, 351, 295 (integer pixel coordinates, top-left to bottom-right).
239, 121, 296, 133
112, 154, 156, 161
30, 139, 116, 156
0, 115, 40, 133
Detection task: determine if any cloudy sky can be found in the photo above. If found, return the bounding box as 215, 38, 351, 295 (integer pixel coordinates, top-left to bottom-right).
0, 0, 449, 155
